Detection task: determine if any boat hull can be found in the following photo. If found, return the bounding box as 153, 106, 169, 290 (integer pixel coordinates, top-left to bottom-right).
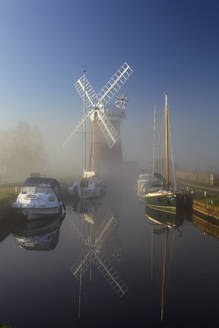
16, 207, 61, 221
145, 205, 177, 227
145, 205, 185, 230
145, 192, 177, 214
69, 181, 106, 200
145, 191, 185, 214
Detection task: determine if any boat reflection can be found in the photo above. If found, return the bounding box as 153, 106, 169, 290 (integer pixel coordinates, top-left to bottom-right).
14, 213, 65, 251
145, 205, 184, 321
69, 194, 127, 318
0, 214, 25, 245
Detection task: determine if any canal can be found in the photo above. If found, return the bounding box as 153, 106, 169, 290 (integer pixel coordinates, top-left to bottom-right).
0, 182, 218, 327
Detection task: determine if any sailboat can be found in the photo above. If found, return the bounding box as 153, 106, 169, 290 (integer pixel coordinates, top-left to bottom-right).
145, 93, 183, 214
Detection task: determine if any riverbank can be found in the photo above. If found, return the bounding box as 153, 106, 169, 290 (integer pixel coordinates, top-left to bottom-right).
0, 190, 18, 208
0, 186, 19, 220
176, 178, 219, 220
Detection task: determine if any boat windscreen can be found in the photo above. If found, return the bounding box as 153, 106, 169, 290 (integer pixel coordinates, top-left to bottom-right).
21, 186, 37, 193
36, 186, 53, 193
21, 185, 53, 194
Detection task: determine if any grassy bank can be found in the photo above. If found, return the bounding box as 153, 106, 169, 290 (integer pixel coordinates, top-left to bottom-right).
0, 186, 19, 208
197, 194, 219, 207
176, 178, 219, 207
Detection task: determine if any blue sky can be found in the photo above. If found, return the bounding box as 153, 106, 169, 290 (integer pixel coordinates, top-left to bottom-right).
1, 0, 219, 172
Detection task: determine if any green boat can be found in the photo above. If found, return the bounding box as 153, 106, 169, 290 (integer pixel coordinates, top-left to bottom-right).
145, 189, 184, 214
145, 204, 184, 228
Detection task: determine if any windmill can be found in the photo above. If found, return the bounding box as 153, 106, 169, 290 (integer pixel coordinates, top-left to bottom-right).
63, 62, 133, 175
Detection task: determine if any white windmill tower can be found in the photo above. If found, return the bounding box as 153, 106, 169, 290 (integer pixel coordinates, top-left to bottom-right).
63, 62, 133, 176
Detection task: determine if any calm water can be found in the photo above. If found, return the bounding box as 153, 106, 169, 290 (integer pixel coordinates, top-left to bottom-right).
0, 183, 218, 327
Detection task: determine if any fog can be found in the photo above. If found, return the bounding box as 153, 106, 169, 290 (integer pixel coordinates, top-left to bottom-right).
0, 121, 47, 182
0, 120, 83, 183
1, 106, 219, 185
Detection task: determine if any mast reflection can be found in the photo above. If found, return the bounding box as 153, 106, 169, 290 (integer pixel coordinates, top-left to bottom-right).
145, 205, 184, 321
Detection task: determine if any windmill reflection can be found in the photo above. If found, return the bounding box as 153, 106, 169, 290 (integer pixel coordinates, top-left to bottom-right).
145, 206, 184, 321
69, 196, 128, 318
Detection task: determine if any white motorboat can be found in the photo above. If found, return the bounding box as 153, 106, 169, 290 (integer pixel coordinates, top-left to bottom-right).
69, 170, 106, 199
13, 177, 65, 221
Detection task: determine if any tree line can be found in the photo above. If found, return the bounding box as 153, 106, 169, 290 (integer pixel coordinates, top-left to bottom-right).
0, 121, 47, 182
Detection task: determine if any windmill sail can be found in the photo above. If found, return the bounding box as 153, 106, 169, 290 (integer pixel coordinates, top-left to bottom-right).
96, 111, 119, 148
74, 77, 97, 109
94, 254, 128, 297
62, 109, 95, 148
94, 212, 117, 246
95, 62, 133, 107
71, 249, 92, 279
70, 209, 128, 298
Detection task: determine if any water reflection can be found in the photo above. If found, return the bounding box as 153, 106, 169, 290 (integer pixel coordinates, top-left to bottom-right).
69, 194, 128, 318
145, 206, 184, 322
0, 213, 25, 245
14, 213, 65, 251
0, 187, 218, 326
190, 214, 219, 241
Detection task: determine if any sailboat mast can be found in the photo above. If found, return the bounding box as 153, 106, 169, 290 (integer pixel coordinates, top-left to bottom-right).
165, 92, 169, 189
152, 105, 156, 176
83, 69, 87, 171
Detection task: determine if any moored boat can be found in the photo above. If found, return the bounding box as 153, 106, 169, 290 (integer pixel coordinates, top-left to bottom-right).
145, 189, 183, 214
145, 93, 184, 212
69, 170, 106, 199
13, 177, 65, 220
